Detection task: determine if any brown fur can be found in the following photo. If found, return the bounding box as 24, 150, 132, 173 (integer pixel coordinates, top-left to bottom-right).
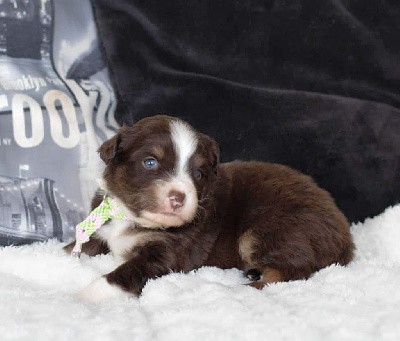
65, 115, 354, 296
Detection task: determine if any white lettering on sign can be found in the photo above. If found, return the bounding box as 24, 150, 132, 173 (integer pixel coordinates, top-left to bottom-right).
5, 90, 80, 149
2, 138, 11, 146
44, 90, 80, 148
0, 94, 8, 109
12, 93, 44, 148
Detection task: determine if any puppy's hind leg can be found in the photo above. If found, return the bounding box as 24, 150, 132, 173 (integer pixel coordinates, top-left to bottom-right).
246, 266, 283, 289
244, 268, 261, 281
238, 230, 284, 289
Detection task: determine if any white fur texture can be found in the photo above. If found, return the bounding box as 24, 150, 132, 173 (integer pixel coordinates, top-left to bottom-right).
77, 276, 129, 303
95, 219, 133, 254
1, 205, 400, 340
170, 119, 198, 176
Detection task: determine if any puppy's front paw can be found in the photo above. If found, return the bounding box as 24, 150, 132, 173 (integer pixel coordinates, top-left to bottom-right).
76, 277, 132, 303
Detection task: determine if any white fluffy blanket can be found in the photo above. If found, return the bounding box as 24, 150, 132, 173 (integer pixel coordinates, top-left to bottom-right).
1, 205, 400, 341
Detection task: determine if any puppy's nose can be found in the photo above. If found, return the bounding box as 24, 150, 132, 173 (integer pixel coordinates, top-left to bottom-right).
168, 190, 186, 210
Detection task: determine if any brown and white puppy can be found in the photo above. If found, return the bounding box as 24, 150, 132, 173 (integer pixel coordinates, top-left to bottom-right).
65, 115, 354, 302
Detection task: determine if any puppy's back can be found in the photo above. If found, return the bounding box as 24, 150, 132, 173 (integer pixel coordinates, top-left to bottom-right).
217, 161, 354, 283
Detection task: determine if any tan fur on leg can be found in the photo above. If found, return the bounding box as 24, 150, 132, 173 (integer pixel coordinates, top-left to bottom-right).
246, 266, 283, 289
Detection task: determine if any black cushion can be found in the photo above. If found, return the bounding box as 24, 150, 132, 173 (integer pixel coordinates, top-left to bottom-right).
91, 0, 400, 222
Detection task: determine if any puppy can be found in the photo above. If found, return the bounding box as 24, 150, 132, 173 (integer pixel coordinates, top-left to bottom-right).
65, 115, 354, 302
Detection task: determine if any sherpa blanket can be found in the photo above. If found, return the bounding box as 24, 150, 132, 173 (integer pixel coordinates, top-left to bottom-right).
0, 205, 399, 341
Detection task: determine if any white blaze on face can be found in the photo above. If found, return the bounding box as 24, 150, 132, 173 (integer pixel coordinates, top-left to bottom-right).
167, 119, 199, 220
170, 120, 198, 177
136, 119, 200, 228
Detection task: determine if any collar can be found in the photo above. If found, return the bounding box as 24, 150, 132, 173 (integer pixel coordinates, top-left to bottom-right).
71, 195, 133, 257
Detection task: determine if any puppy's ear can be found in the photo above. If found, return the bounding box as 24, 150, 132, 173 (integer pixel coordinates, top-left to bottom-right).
210, 138, 220, 174
199, 133, 220, 174
98, 132, 121, 164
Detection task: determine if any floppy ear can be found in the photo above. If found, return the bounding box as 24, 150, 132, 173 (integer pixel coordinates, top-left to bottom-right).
210, 138, 220, 174
98, 132, 121, 164
199, 133, 220, 174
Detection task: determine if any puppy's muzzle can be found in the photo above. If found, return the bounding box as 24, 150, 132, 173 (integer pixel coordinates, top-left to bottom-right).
168, 190, 186, 210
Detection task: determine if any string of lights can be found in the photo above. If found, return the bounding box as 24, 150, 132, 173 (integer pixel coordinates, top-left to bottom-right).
53, 187, 85, 213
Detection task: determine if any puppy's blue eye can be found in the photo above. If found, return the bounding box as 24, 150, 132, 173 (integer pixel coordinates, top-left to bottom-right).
143, 158, 158, 170
193, 169, 202, 179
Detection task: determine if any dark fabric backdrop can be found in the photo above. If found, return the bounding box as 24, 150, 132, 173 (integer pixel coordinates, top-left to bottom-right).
90, 0, 400, 223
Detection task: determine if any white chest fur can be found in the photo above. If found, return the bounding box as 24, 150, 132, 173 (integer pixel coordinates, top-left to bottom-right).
95, 219, 141, 260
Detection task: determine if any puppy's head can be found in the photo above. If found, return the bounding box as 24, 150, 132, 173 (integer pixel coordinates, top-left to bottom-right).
99, 115, 219, 229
